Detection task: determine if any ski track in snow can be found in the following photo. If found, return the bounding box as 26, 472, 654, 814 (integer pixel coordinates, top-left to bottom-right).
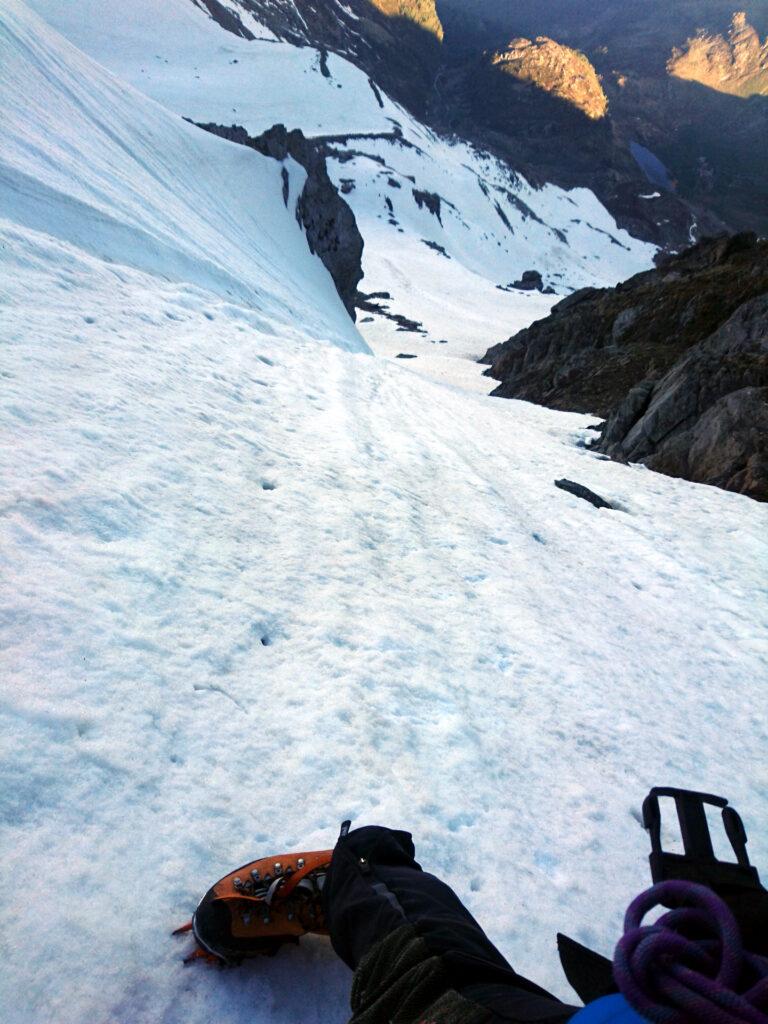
1, 2, 768, 1023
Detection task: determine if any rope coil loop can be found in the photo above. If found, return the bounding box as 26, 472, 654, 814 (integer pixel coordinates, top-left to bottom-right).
613, 881, 768, 1023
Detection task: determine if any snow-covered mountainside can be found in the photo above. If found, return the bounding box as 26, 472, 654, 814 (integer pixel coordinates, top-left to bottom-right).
2, 2, 767, 1024
27, 0, 655, 370
1, 1, 365, 354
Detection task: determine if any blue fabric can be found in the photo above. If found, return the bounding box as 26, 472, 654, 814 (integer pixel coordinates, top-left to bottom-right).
569, 994, 649, 1023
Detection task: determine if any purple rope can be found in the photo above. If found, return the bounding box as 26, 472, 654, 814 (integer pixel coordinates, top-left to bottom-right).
613, 881, 768, 1023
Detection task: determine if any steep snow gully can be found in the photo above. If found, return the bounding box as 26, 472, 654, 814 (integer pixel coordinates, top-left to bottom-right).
1, 3, 767, 1023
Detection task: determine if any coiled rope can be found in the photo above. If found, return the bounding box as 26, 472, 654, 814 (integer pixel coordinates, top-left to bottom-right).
613, 881, 768, 1023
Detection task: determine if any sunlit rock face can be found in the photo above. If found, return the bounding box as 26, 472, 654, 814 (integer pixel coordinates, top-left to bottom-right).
668, 11, 768, 97
369, 0, 443, 41
490, 36, 608, 120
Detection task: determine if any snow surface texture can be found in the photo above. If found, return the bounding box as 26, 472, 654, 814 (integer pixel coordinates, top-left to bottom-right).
27, 0, 656, 376
2, 2, 768, 1023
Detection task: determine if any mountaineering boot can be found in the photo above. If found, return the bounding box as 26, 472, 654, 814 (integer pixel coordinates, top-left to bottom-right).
175, 848, 333, 964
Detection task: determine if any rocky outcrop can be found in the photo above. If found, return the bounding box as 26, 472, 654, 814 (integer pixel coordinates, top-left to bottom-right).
192, 0, 256, 38
489, 37, 608, 120
197, 123, 364, 319
481, 233, 768, 501
598, 296, 768, 500
412, 188, 442, 221
502, 270, 555, 294
668, 12, 768, 98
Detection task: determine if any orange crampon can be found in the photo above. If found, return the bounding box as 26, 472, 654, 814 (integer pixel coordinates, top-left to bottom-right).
174, 848, 333, 965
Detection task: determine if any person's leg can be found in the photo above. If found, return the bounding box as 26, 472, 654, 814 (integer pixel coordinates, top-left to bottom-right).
323, 825, 579, 1023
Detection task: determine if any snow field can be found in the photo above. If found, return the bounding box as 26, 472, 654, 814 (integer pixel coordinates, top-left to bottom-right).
3, 215, 768, 1022
26, 0, 406, 137
0, 0, 365, 356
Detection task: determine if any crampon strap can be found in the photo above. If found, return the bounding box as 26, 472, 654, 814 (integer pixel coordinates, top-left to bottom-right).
613, 880, 768, 1023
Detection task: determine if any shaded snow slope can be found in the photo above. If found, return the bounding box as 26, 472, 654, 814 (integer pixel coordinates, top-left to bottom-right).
1, 0, 365, 353
28, 0, 656, 362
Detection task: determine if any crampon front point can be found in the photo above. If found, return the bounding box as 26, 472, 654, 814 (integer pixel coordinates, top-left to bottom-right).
174, 848, 333, 965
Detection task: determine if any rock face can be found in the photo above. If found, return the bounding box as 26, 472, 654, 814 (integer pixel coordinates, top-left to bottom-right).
668, 12, 768, 97
481, 234, 768, 501
197, 122, 364, 319
432, 38, 726, 251
489, 37, 608, 120
599, 297, 768, 500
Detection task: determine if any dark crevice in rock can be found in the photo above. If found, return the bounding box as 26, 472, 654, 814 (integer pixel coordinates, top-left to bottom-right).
280, 167, 290, 207
368, 77, 385, 108
493, 201, 513, 232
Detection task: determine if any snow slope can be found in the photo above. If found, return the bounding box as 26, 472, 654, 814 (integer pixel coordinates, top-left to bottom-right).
2, 3, 768, 1024
26, 0, 405, 136
4, 219, 768, 1023
1, 0, 365, 354
27, 0, 656, 367
325, 136, 652, 362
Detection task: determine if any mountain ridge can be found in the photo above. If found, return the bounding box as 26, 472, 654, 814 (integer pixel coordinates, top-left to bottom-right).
438, 1, 768, 238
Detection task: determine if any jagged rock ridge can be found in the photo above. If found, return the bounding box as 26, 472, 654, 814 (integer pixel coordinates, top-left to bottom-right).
188, 0, 747, 249
489, 37, 608, 120
481, 234, 768, 501
668, 11, 768, 97
437, 1, 768, 239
